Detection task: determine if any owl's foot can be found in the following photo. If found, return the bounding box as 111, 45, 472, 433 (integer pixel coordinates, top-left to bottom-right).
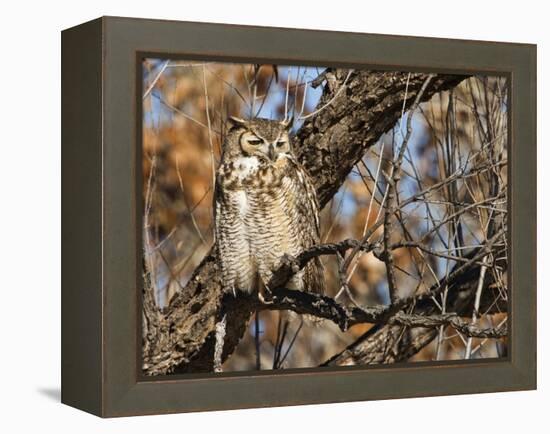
258, 287, 274, 305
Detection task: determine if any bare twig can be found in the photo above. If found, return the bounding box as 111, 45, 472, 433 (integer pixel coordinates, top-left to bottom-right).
175, 155, 208, 246
143, 60, 169, 99
254, 312, 261, 370
213, 314, 227, 373
277, 319, 304, 367
464, 254, 490, 358
202, 66, 217, 196
299, 70, 353, 120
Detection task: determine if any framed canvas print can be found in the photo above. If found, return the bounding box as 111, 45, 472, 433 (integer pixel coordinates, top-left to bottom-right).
61, 16, 536, 417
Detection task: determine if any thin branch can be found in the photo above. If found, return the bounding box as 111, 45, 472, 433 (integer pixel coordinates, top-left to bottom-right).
277, 319, 304, 367
464, 254, 490, 358
390, 312, 507, 339
153, 92, 220, 134
213, 314, 227, 373
175, 155, 208, 246
202, 66, 217, 205
254, 312, 261, 370
298, 70, 353, 120
143, 60, 169, 99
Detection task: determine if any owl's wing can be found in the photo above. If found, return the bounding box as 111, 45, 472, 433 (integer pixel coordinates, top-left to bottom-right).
283, 157, 325, 295
214, 173, 257, 295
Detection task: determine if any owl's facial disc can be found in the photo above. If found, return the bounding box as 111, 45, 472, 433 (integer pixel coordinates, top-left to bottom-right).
235, 119, 292, 161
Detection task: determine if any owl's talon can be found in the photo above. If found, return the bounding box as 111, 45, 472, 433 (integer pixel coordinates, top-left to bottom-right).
258, 291, 274, 305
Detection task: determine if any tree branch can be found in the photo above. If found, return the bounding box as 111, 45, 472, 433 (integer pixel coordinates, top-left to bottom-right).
255, 288, 506, 339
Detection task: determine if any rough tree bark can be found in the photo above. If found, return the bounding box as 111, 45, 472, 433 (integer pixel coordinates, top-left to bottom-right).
142, 70, 470, 375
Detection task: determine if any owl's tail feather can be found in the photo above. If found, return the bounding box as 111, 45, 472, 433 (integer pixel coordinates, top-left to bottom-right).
302, 256, 326, 326
305, 256, 326, 295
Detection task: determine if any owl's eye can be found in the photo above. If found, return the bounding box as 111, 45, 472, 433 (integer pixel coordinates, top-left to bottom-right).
247, 138, 262, 146
276, 140, 287, 148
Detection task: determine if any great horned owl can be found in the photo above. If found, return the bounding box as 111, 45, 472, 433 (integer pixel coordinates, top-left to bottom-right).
214, 116, 324, 298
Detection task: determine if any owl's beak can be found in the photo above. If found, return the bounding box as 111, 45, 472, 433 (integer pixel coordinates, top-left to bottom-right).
268, 144, 277, 161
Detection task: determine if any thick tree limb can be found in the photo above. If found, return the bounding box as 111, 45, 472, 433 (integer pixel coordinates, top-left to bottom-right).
255, 288, 506, 339
142, 70, 468, 375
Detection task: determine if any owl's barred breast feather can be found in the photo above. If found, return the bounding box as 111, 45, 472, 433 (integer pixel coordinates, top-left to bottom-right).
214, 153, 325, 297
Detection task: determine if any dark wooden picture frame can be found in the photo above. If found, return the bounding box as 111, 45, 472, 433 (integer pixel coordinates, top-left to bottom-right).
61, 16, 536, 417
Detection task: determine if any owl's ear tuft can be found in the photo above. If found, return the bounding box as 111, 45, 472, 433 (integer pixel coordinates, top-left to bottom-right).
227, 116, 247, 129
282, 116, 294, 130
